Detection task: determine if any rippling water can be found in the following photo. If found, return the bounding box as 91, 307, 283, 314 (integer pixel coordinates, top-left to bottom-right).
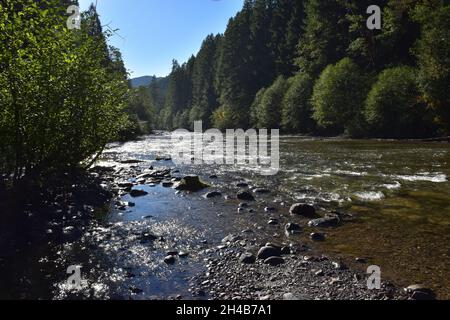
54, 133, 450, 299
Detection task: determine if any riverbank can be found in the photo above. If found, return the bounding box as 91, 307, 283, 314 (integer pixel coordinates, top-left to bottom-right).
0, 169, 114, 299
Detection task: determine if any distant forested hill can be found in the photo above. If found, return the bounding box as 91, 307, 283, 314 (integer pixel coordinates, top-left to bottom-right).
129, 76, 153, 88
143, 0, 450, 139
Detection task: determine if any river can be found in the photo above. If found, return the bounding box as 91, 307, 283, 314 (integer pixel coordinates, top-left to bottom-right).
13, 133, 449, 299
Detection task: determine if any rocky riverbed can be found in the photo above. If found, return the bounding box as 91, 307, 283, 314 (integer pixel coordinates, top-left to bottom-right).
53, 160, 431, 300
1, 133, 447, 300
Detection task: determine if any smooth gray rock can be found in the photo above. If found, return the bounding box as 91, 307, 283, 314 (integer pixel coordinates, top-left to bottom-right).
257, 246, 281, 260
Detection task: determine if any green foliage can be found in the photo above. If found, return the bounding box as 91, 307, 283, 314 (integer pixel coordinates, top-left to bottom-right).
281, 73, 314, 133
189, 34, 221, 127
0, 0, 129, 179
211, 105, 240, 130
312, 58, 370, 136
364, 66, 435, 138
296, 0, 349, 78
159, 58, 194, 129
412, 0, 450, 133
147, 0, 448, 138
252, 76, 289, 129
250, 87, 267, 127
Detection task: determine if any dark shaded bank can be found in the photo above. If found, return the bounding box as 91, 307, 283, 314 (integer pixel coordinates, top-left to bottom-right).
0, 170, 113, 299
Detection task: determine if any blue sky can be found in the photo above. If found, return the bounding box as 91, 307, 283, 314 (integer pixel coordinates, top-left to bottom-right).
78, 0, 244, 78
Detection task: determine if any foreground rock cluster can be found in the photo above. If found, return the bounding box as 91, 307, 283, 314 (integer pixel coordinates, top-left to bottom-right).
92, 159, 438, 300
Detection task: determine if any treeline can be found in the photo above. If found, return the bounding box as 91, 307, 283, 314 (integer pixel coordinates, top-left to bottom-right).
149, 0, 450, 138
0, 0, 130, 182
125, 76, 169, 138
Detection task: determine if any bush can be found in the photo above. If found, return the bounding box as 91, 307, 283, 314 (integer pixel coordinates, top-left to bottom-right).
252, 76, 289, 128
311, 58, 369, 136
364, 66, 436, 138
0, 1, 129, 180
413, 3, 450, 134
249, 87, 266, 127
281, 73, 314, 133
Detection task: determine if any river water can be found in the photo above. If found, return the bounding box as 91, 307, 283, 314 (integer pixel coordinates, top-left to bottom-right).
49, 133, 450, 299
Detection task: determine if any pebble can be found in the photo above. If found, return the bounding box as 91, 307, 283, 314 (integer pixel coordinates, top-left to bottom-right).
239, 252, 256, 264
314, 269, 324, 276
179, 251, 189, 258
222, 234, 241, 243
236, 182, 249, 188
164, 255, 176, 264
162, 181, 174, 187
130, 189, 149, 197
285, 223, 302, 232
253, 188, 270, 194
205, 191, 222, 198
283, 293, 299, 300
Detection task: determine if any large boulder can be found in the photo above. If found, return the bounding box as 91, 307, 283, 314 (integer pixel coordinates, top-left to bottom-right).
175, 175, 209, 192
289, 203, 316, 217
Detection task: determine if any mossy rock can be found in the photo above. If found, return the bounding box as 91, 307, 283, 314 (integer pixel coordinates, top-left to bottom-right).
175, 175, 209, 192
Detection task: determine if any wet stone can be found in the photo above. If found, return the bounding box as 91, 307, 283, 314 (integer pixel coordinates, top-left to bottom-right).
162, 181, 174, 188
257, 246, 281, 260
310, 232, 325, 241
164, 255, 176, 264
285, 223, 302, 232
205, 191, 222, 199
253, 188, 270, 194
308, 215, 340, 228
290, 203, 316, 217
130, 189, 149, 197
179, 251, 189, 258
236, 182, 249, 188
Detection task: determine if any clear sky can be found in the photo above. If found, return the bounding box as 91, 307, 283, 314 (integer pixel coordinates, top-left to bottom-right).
78, 0, 244, 78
